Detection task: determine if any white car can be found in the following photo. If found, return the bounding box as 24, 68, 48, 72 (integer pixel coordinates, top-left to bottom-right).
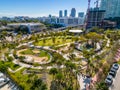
105, 75, 113, 85
112, 63, 119, 70
0, 78, 5, 83
0, 73, 4, 78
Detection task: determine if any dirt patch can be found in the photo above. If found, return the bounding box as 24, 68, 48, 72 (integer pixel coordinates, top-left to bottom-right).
17, 49, 48, 63
32, 50, 40, 53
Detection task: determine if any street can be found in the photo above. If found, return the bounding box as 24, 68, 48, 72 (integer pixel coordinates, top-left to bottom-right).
109, 65, 120, 90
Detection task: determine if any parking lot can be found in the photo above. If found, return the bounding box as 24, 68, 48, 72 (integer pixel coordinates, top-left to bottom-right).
0, 81, 19, 90
109, 65, 120, 90
0, 72, 19, 90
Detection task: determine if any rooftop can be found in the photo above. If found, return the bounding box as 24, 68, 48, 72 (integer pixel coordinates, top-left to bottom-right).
7, 23, 42, 26
69, 29, 83, 33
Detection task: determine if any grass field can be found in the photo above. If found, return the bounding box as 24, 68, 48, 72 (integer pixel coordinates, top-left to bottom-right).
20, 49, 34, 55
8, 68, 52, 90
34, 37, 73, 46
39, 50, 51, 60
20, 49, 50, 60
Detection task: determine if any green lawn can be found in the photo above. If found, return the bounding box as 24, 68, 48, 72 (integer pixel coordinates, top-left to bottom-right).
117, 61, 120, 64
34, 37, 73, 46
8, 68, 46, 90
20, 49, 34, 55
39, 50, 51, 60
8, 68, 32, 90
20, 49, 51, 60
5, 61, 20, 71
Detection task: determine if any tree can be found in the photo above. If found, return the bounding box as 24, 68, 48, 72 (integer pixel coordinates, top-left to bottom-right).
43, 38, 46, 44
85, 32, 102, 47
56, 59, 64, 69
52, 37, 55, 43
82, 49, 95, 76
69, 53, 76, 61
55, 72, 64, 89
16, 25, 29, 34
96, 81, 108, 90
7, 56, 13, 62
0, 61, 7, 72
30, 78, 47, 90
49, 68, 58, 80
65, 61, 76, 89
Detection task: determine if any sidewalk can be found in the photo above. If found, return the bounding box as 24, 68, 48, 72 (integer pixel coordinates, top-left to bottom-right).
77, 74, 91, 90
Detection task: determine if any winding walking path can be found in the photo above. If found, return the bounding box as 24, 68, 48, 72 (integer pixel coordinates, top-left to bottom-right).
8, 67, 24, 73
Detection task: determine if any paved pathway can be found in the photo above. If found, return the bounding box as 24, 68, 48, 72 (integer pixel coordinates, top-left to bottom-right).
0, 84, 11, 90
8, 66, 24, 73
77, 74, 91, 90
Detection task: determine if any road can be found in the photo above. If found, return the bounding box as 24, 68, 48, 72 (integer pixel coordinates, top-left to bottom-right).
109, 65, 120, 90
0, 84, 11, 90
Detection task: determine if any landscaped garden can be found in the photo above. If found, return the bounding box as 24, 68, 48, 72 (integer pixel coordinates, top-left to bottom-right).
17, 48, 51, 64
33, 36, 79, 46
1, 28, 120, 90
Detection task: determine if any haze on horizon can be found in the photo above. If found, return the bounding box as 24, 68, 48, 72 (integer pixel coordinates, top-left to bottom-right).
0, 0, 96, 17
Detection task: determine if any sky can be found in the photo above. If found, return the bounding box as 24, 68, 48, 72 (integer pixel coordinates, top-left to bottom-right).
0, 0, 97, 17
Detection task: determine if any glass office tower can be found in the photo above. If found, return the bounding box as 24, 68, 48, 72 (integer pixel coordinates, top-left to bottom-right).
100, 0, 120, 18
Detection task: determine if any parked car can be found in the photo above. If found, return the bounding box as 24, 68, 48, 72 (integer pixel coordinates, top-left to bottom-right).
0, 78, 5, 83
105, 75, 113, 85
110, 67, 117, 73
112, 63, 119, 70
0, 72, 4, 78
108, 71, 116, 77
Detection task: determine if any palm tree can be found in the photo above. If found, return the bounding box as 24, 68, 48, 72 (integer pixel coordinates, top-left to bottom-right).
43, 38, 46, 44
82, 49, 95, 76
52, 37, 55, 43
65, 61, 76, 89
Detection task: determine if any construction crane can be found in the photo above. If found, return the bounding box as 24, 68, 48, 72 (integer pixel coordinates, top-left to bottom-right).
84, 0, 91, 30
94, 0, 100, 8
94, 0, 100, 26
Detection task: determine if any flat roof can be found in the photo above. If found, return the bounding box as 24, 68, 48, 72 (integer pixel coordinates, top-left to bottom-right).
8, 23, 41, 26
69, 30, 83, 33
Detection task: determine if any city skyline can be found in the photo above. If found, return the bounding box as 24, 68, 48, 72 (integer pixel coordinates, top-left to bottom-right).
0, 0, 96, 17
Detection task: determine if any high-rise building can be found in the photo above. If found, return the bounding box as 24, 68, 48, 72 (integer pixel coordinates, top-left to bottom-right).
64, 10, 67, 17
86, 8, 105, 29
70, 8, 76, 17
59, 10, 63, 17
49, 14, 52, 18
78, 12, 84, 18
100, 0, 120, 18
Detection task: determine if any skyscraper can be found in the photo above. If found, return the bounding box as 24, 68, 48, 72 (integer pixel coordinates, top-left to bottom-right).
100, 0, 120, 18
59, 10, 63, 17
70, 8, 76, 17
86, 8, 105, 29
64, 10, 67, 17
49, 14, 52, 18
78, 12, 84, 18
